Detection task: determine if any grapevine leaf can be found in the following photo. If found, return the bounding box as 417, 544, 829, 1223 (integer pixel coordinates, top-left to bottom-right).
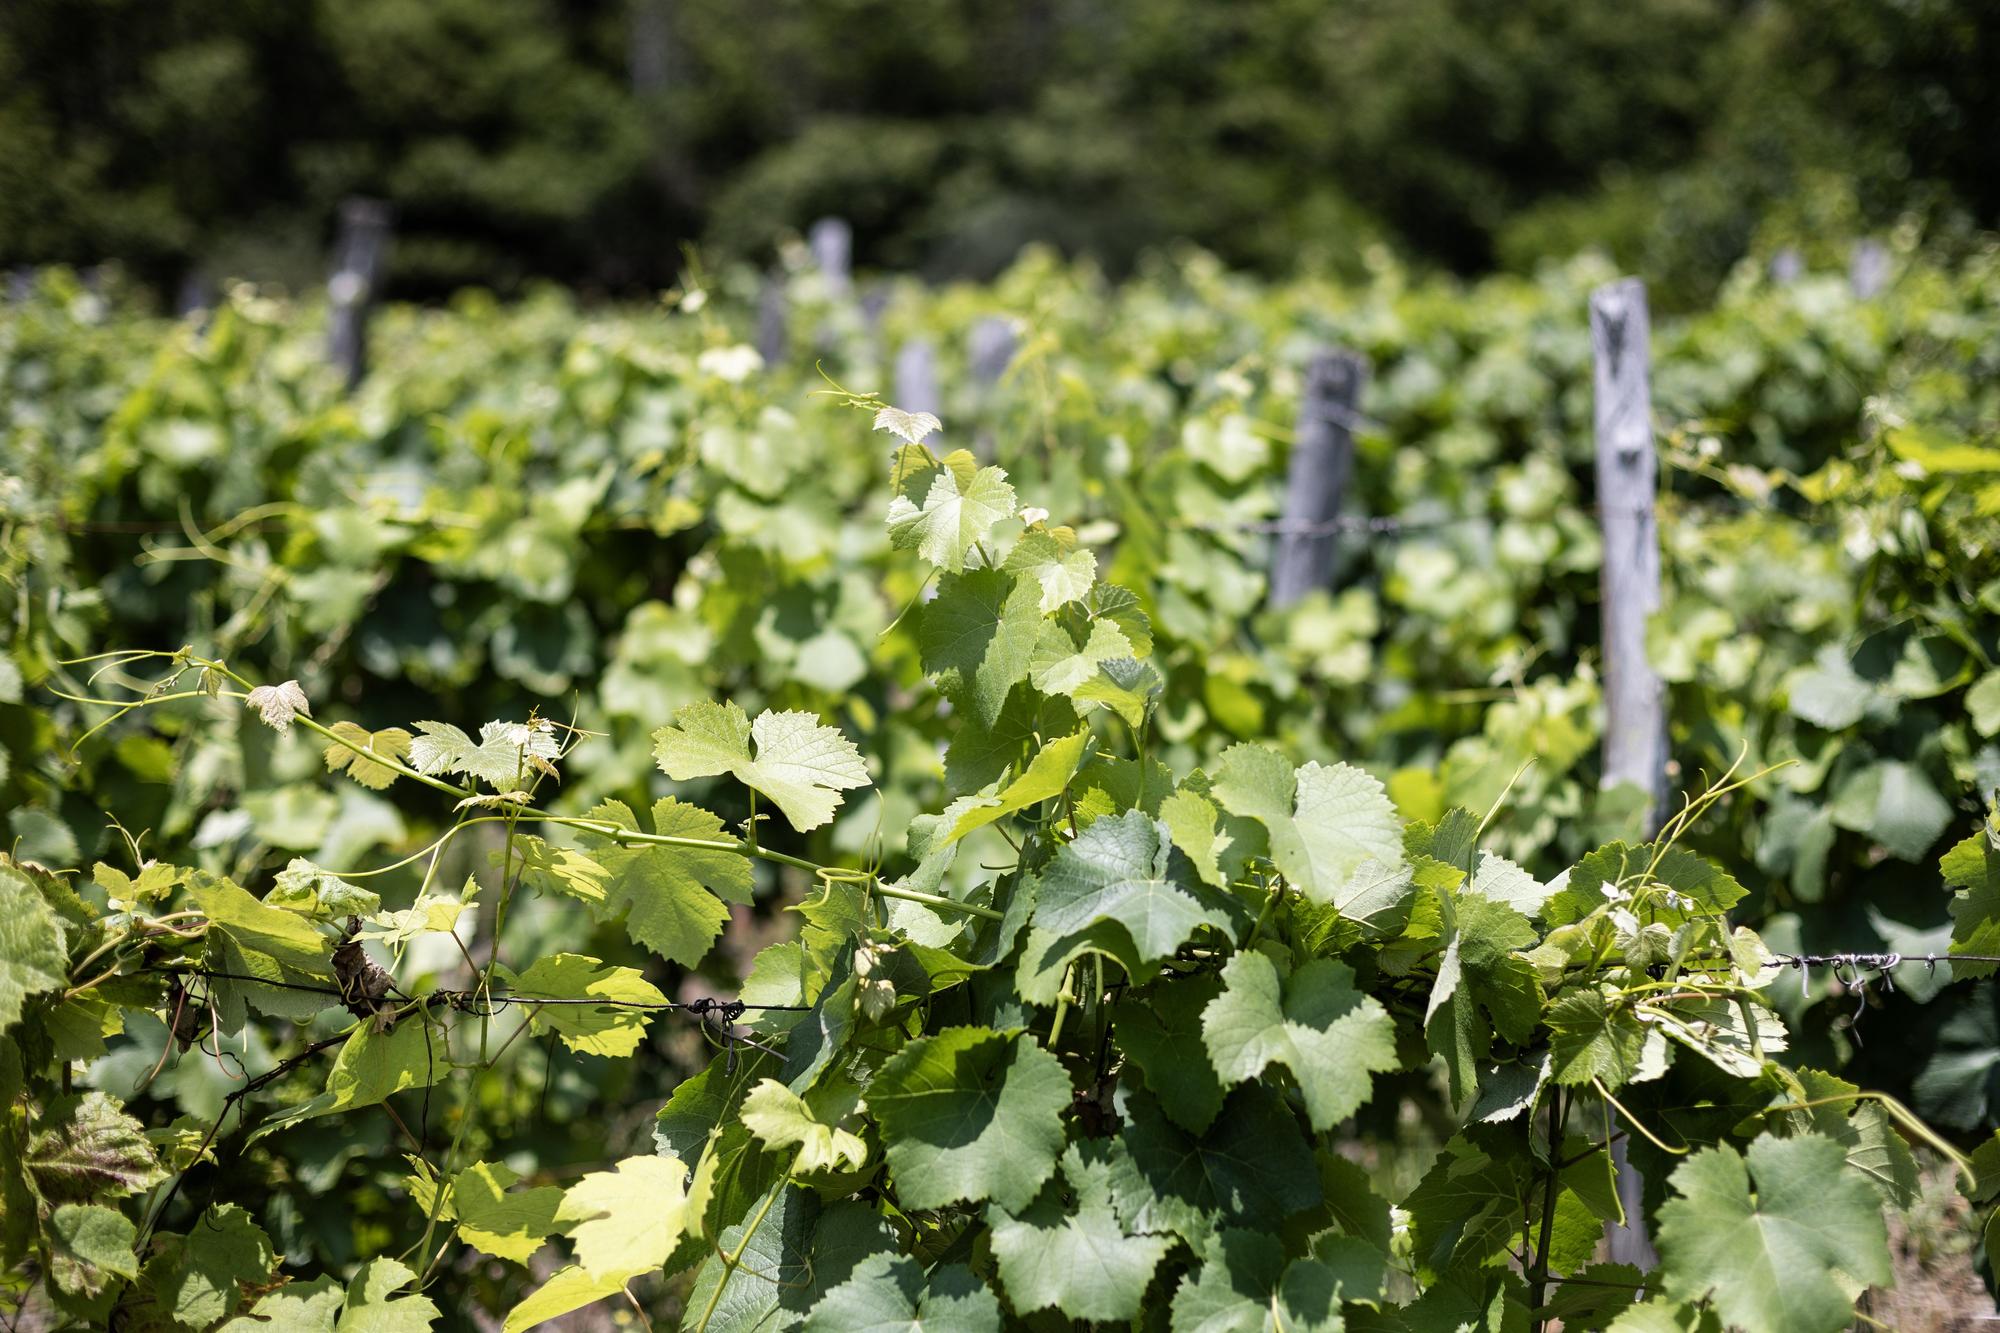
1072, 657, 1164, 728
1829, 759, 1953, 861
24, 1092, 166, 1203
1211, 746, 1406, 927
1768, 1069, 1919, 1209
189, 873, 338, 1029
358, 877, 473, 947
1656, 1133, 1891, 1333
322, 723, 413, 790
337, 1256, 441, 1332
652, 701, 869, 832
580, 798, 749, 967
442, 1161, 565, 1265
803, 1254, 1001, 1332
1025, 810, 1243, 986
986, 1145, 1171, 1321
872, 406, 942, 445
1168, 1228, 1354, 1333
255, 1021, 448, 1136
0, 863, 68, 1034
1028, 617, 1133, 696
1158, 788, 1232, 889
1201, 952, 1398, 1131
498, 954, 664, 1058
269, 859, 382, 919
1004, 528, 1097, 612
944, 687, 1076, 794
919, 570, 1043, 732
1113, 973, 1227, 1133
511, 836, 609, 906
408, 719, 559, 791
885, 448, 1016, 571
245, 680, 312, 733
1403, 1136, 1527, 1277
1944, 818, 2000, 979
500, 1265, 627, 1333
740, 1079, 867, 1175
868, 1026, 1069, 1212
558, 1154, 689, 1280
686, 1189, 897, 1333
1104, 1085, 1321, 1250
944, 729, 1092, 844
145, 1204, 275, 1330
1547, 988, 1645, 1088
46, 1202, 138, 1299
219, 1275, 345, 1332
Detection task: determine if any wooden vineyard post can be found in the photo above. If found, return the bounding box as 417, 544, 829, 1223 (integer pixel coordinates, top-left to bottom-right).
1269, 349, 1366, 608
756, 282, 788, 368
327, 198, 391, 390
1769, 247, 1804, 284
810, 217, 853, 299
894, 337, 941, 418
1590, 276, 1667, 1269
1851, 239, 1890, 299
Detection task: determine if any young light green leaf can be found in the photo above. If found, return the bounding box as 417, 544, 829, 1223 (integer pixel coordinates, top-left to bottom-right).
338, 1256, 440, 1333
46, 1202, 138, 1299
1547, 988, 1646, 1088
322, 722, 413, 790
1202, 953, 1398, 1131
579, 798, 750, 968
886, 448, 1016, 571
1211, 747, 1406, 927
1028, 618, 1133, 696
652, 701, 869, 832
434, 1160, 566, 1265
739, 1079, 867, 1175
144, 1204, 275, 1330
408, 719, 559, 791
1656, 1133, 1890, 1333
498, 954, 665, 1058
944, 729, 1092, 844
1004, 528, 1097, 612
869, 1026, 1069, 1213
873, 405, 942, 445
501, 1265, 629, 1333
558, 1154, 690, 1280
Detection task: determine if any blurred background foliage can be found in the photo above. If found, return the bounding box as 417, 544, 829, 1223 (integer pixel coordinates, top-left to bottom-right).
2, 0, 1996, 305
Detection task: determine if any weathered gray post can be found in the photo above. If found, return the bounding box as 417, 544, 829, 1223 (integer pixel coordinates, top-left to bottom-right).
1591, 276, 1666, 1268
968, 316, 1017, 387
756, 281, 788, 367
894, 338, 941, 419
1851, 240, 1890, 299
1769, 248, 1804, 284
809, 217, 852, 299
327, 198, 392, 390
1269, 349, 1366, 608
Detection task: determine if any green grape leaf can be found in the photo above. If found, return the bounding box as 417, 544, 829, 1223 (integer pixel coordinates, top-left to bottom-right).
868, 1026, 1069, 1212
1211, 746, 1406, 928
269, 860, 383, 919
337, 1256, 440, 1333
408, 719, 559, 791
220, 1275, 345, 1332
1158, 788, 1232, 889
1072, 657, 1164, 728
919, 570, 1043, 732
358, 878, 470, 946
0, 863, 68, 1033
498, 954, 664, 1058
439, 1161, 565, 1265
1201, 953, 1397, 1131
558, 1154, 690, 1280
1403, 1137, 1527, 1277
739, 1079, 867, 1175
255, 1020, 449, 1136
1426, 891, 1543, 1099
886, 448, 1016, 571
47, 1202, 138, 1299
579, 798, 750, 967
1829, 760, 1952, 862
873, 406, 942, 445
1768, 1069, 1919, 1209
986, 1145, 1171, 1321
1114, 973, 1227, 1133
189, 873, 336, 1029
803, 1255, 1001, 1332
245, 680, 312, 733
1656, 1133, 1891, 1333
1547, 988, 1646, 1088
1004, 528, 1097, 612
652, 701, 869, 832
322, 723, 413, 791
686, 1189, 896, 1333
1027, 809, 1243, 977
501, 1265, 626, 1333
145, 1204, 275, 1330
1029, 617, 1135, 697
510, 836, 610, 906
944, 687, 1076, 794
1104, 1085, 1321, 1250
1944, 818, 2000, 979
24, 1092, 165, 1203
945, 729, 1092, 844
1168, 1228, 1352, 1333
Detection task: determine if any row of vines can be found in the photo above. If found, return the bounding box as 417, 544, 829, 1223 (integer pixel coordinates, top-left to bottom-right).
2, 240, 1998, 1329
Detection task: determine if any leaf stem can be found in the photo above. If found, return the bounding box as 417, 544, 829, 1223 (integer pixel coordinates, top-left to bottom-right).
694, 1168, 792, 1333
